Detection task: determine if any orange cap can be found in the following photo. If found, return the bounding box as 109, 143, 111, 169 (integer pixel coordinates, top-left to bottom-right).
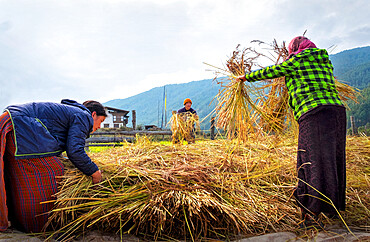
183, 98, 192, 105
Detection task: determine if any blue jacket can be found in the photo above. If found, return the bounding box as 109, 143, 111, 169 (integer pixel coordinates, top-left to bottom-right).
177, 107, 197, 114
4, 99, 99, 176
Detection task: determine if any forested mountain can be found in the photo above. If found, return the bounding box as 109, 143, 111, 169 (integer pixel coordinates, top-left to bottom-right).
331, 46, 370, 89
105, 46, 370, 130
331, 46, 370, 131
346, 86, 370, 133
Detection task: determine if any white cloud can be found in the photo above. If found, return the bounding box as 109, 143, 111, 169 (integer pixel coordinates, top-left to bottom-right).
0, 0, 369, 110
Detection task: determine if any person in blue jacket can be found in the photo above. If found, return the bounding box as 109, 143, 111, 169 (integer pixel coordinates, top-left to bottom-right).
0, 99, 106, 233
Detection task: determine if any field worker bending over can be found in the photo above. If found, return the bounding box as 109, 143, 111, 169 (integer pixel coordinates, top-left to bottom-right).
177, 98, 198, 144
0, 99, 106, 233
237, 36, 346, 227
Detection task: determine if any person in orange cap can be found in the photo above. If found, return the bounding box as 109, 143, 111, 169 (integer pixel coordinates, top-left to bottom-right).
176, 98, 197, 143
178, 98, 197, 115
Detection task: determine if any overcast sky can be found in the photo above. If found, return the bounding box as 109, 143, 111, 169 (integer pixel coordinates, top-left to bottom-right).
1, 0, 369, 109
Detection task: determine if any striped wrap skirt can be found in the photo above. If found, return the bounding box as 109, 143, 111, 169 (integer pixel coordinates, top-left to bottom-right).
0, 112, 64, 233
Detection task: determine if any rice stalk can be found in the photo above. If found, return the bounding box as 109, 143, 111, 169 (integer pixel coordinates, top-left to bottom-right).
170, 111, 199, 144
206, 45, 267, 142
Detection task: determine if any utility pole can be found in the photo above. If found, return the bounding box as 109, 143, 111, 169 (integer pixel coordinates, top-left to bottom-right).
161, 86, 165, 129
210, 117, 215, 140
350, 116, 357, 135
132, 110, 136, 130
164, 89, 167, 128
157, 100, 160, 127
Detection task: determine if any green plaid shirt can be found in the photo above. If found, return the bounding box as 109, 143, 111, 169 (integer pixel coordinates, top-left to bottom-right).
245, 48, 344, 120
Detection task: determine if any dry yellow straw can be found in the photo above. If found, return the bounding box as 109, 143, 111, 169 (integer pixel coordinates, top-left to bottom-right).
44, 136, 369, 241
170, 111, 199, 144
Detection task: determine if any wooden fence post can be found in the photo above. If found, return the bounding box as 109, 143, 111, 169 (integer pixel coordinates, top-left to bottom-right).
350, 116, 357, 135
210, 117, 215, 140
132, 110, 136, 130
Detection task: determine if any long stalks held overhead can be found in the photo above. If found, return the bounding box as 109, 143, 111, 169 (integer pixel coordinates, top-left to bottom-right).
207, 39, 358, 141
207, 45, 266, 142
253, 40, 297, 136
255, 40, 358, 135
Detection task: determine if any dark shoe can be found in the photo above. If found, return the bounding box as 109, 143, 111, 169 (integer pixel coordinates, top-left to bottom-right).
323, 212, 340, 220
299, 214, 324, 230
299, 219, 324, 229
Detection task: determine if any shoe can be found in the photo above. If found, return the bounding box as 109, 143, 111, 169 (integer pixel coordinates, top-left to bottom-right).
323, 212, 340, 220
299, 213, 324, 229
299, 219, 324, 229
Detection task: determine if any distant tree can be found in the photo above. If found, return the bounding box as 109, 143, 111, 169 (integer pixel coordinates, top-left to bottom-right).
331, 46, 370, 89
346, 85, 370, 129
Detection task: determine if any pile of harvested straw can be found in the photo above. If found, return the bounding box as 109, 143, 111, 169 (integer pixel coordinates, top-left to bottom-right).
170, 111, 199, 144
45, 136, 369, 241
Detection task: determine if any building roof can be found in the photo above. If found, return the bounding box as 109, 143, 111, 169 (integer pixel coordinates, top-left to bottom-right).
104, 106, 130, 115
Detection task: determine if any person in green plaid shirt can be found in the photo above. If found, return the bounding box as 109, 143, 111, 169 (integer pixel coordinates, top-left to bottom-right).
238, 36, 346, 228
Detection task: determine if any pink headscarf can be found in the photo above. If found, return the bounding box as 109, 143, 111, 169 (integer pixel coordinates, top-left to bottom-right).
288, 36, 317, 56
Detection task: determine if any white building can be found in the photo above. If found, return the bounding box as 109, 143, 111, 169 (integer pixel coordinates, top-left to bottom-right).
101, 106, 129, 128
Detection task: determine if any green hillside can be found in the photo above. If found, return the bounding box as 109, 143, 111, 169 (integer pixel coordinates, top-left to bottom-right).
105, 46, 370, 130
331, 46, 370, 132
346, 86, 370, 133
336, 62, 370, 89
331, 46, 370, 89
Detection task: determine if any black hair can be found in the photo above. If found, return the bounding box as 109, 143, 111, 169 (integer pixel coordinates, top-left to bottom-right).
83, 100, 107, 117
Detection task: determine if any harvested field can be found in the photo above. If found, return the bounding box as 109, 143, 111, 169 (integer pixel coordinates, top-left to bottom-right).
45, 135, 369, 241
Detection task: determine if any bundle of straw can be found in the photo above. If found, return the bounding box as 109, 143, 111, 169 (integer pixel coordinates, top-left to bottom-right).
170, 111, 199, 144
207, 39, 358, 141
335, 79, 359, 103
208, 45, 266, 142
253, 40, 297, 135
